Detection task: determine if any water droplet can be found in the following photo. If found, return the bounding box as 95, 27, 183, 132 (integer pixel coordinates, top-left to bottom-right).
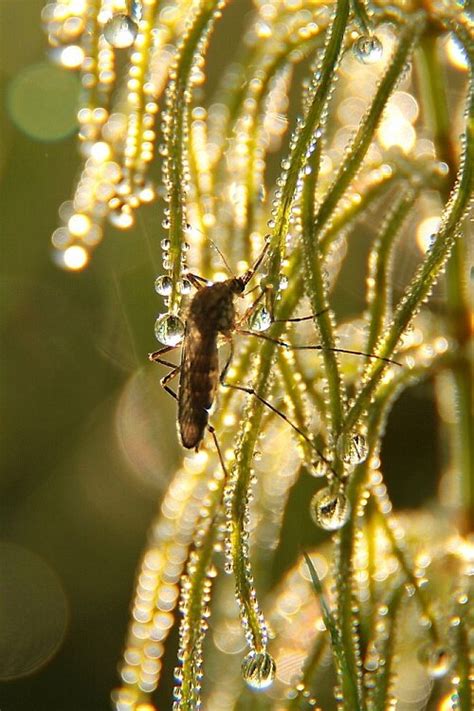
249, 306, 272, 332
418, 643, 452, 679
103, 14, 138, 49
154, 313, 185, 346
310, 487, 350, 531
161, 238, 171, 251
241, 650, 276, 690
352, 35, 383, 64
178, 278, 192, 295
154, 275, 173, 296
130, 0, 143, 22
336, 432, 368, 465
278, 274, 288, 290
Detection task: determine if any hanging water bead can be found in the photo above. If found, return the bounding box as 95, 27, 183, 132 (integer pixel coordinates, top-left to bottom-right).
241, 650, 276, 690
130, 0, 143, 22
249, 306, 272, 332
352, 35, 383, 65
103, 14, 138, 49
418, 643, 452, 679
310, 487, 350, 531
336, 431, 368, 465
178, 278, 192, 295
155, 314, 185, 346
154, 275, 173, 296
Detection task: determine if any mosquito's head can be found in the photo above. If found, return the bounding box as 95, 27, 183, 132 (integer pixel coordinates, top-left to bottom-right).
230, 276, 246, 294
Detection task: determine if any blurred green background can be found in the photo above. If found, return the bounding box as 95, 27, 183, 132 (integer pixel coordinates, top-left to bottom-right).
0, 2, 440, 709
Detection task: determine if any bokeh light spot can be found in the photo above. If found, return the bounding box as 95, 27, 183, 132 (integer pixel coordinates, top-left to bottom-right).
61, 244, 90, 270
0, 543, 68, 680
7, 62, 80, 141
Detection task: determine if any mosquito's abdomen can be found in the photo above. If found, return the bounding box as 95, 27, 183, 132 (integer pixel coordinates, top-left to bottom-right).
178, 326, 219, 449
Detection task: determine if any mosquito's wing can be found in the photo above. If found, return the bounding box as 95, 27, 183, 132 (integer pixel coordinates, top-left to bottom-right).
178, 325, 219, 450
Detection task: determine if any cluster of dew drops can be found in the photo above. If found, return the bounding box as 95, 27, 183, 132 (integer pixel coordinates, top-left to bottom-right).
148, 31, 385, 553
141, 10, 380, 696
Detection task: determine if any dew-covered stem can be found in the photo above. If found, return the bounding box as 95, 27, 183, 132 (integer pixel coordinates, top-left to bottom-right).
312, 15, 424, 243
163, 0, 225, 314
177, 509, 220, 709
366, 587, 403, 711
304, 553, 360, 707
343, 44, 474, 437
266, 0, 350, 288
418, 32, 474, 535
365, 186, 418, 355
225, 279, 303, 653
302, 144, 345, 448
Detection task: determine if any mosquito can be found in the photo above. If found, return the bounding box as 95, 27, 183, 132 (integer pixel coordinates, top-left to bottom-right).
149, 244, 270, 451
148, 241, 400, 464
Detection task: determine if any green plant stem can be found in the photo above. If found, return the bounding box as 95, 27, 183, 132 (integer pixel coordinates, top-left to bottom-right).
228, 280, 302, 651
373, 505, 440, 644
418, 32, 474, 534
312, 15, 425, 246
336, 358, 444, 709
304, 554, 360, 706
351, 0, 371, 34
266, 0, 350, 287
368, 587, 403, 710
286, 635, 327, 710
166, 0, 224, 313
366, 186, 418, 354
179, 514, 219, 709
452, 580, 473, 711
302, 145, 345, 448
320, 167, 398, 253
342, 66, 474, 438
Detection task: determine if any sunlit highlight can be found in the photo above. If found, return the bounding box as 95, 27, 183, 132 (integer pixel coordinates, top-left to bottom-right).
62, 244, 90, 270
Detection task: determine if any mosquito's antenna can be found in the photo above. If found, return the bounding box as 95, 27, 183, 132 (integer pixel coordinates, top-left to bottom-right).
242, 240, 270, 286
209, 238, 236, 277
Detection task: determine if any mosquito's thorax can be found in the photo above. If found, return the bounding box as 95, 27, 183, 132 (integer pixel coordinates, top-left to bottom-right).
188, 277, 244, 336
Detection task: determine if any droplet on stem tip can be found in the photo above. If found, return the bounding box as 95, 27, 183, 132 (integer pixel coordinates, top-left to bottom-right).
154, 313, 185, 346
241, 650, 276, 690
310, 487, 350, 531
103, 14, 138, 49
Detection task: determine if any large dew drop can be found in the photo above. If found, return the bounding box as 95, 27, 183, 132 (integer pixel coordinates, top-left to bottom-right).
154, 313, 185, 346
418, 643, 452, 679
310, 487, 350, 531
154, 275, 173, 296
241, 650, 276, 690
249, 306, 272, 332
103, 14, 138, 49
352, 35, 383, 65
336, 431, 368, 466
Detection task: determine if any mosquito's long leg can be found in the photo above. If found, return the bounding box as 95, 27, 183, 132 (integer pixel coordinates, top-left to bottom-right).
273, 308, 329, 323
148, 345, 181, 400
185, 272, 210, 290
148, 344, 179, 367
219, 338, 235, 385
160, 366, 180, 401
207, 425, 230, 479
219, 376, 338, 479
237, 329, 402, 367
